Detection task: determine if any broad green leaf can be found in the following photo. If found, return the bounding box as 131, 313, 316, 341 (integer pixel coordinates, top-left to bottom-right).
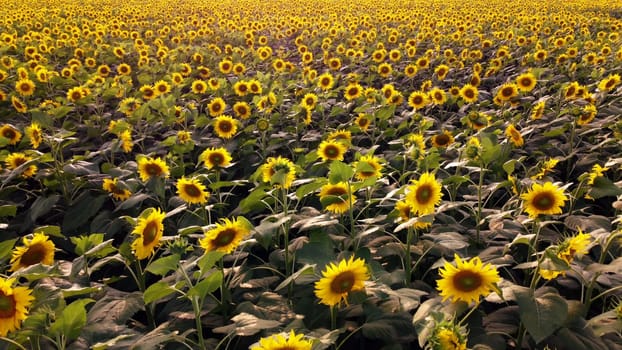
29, 195, 61, 222
237, 185, 272, 214
0, 205, 17, 217
72, 233, 105, 255
145, 254, 180, 276
33, 225, 64, 238
49, 298, 95, 342
187, 270, 223, 301
328, 161, 354, 183
0, 238, 17, 261
275, 264, 316, 291
295, 178, 326, 199
588, 176, 622, 199
143, 281, 177, 304
197, 250, 226, 274
515, 287, 568, 343
62, 193, 107, 232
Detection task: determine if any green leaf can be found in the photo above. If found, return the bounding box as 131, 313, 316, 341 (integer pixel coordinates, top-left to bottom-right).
237, 185, 271, 214
62, 192, 107, 232
145, 254, 180, 276
197, 250, 226, 274
187, 270, 223, 301
275, 264, 316, 291
503, 159, 517, 175
72, 233, 104, 255
0, 238, 17, 261
49, 298, 95, 342
514, 287, 568, 343
480, 133, 501, 165
29, 195, 61, 222
588, 176, 622, 199
34, 225, 64, 238
143, 281, 177, 304
0, 205, 17, 217
295, 178, 326, 199
328, 161, 354, 183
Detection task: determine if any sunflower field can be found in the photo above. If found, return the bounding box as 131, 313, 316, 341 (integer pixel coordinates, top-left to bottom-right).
1, 0, 622, 348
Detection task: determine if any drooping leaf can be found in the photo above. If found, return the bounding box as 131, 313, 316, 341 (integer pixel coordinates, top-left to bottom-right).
514, 286, 568, 343
145, 254, 180, 276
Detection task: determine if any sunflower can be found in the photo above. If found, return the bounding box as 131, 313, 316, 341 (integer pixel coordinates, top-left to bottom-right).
102, 178, 132, 200
531, 101, 545, 120
354, 113, 371, 131
140, 85, 156, 100
314, 256, 369, 306
405, 172, 443, 216
251, 330, 312, 350
317, 140, 347, 162
598, 74, 620, 92
9, 232, 55, 272
434, 64, 449, 80
564, 82, 580, 100
395, 200, 431, 229
1, 124, 22, 145
0, 277, 34, 337
233, 80, 248, 96
377, 62, 393, 78
353, 154, 383, 180
25, 123, 42, 149
15, 79, 35, 97
300, 93, 318, 110
175, 176, 209, 205
505, 124, 524, 147
261, 156, 296, 189
199, 217, 252, 254
119, 129, 133, 153
429, 87, 446, 105
431, 130, 455, 148
404, 64, 418, 78
459, 84, 478, 103
516, 72, 537, 92
408, 133, 426, 159
327, 129, 352, 145
344, 83, 363, 101
577, 104, 597, 126
97, 64, 111, 77
531, 158, 559, 180
213, 115, 238, 139
408, 91, 429, 110
428, 321, 468, 350
153, 80, 171, 96
198, 147, 232, 170
587, 164, 608, 185
416, 57, 430, 69
190, 80, 207, 95
317, 72, 335, 91
207, 97, 226, 117
5, 152, 37, 177
67, 86, 89, 102
437, 254, 501, 304
248, 79, 263, 94
319, 182, 356, 214
218, 59, 233, 74
233, 101, 251, 119
117, 63, 132, 76
558, 229, 592, 264
465, 111, 490, 131
131, 208, 166, 260
137, 156, 170, 182
520, 182, 567, 218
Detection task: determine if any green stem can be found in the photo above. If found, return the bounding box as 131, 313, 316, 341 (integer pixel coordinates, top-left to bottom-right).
191, 296, 206, 350
134, 259, 156, 329
2, 337, 28, 350
405, 226, 413, 286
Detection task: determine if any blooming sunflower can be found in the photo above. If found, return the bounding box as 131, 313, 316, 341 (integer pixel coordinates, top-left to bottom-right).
251, 330, 312, 350
317, 140, 347, 162
119, 130, 133, 153
1, 124, 22, 145
153, 80, 171, 96
496, 83, 519, 102
103, 178, 132, 200
5, 152, 37, 177
540, 229, 592, 280
0, 277, 34, 337
531, 101, 545, 120
176, 177, 209, 205
15, 79, 35, 96
505, 124, 524, 147
9, 232, 55, 272
428, 321, 468, 350
233, 81, 248, 96
516, 72, 537, 92
577, 104, 597, 126
25, 123, 42, 148
598, 73, 620, 92
200, 147, 232, 170
314, 256, 369, 306
395, 200, 431, 229
233, 101, 251, 119
261, 156, 296, 189
437, 254, 501, 304
459, 84, 478, 103
317, 72, 334, 91
431, 130, 455, 148
326, 130, 351, 144
429, 87, 447, 105
531, 158, 559, 180
213, 115, 238, 139
344, 83, 363, 101
405, 172, 443, 216
520, 182, 567, 218
139, 85, 156, 101
319, 182, 356, 214
131, 208, 166, 260
587, 164, 608, 185
408, 133, 426, 159
300, 93, 318, 110
137, 156, 170, 182
191, 80, 208, 94
199, 217, 252, 254
354, 113, 371, 131
207, 97, 227, 117
408, 91, 429, 110
353, 154, 383, 180
11, 96, 28, 113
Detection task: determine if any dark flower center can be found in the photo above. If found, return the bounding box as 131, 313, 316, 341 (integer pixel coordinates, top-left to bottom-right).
218, 121, 232, 133
214, 228, 236, 247
209, 153, 223, 165
145, 163, 162, 176
463, 89, 475, 99
415, 185, 432, 204
435, 134, 450, 146
3, 129, 15, 139
330, 271, 355, 293
452, 270, 483, 292
142, 220, 159, 245
324, 145, 340, 158
0, 292, 16, 318
20, 243, 46, 266
183, 183, 202, 198
532, 192, 554, 210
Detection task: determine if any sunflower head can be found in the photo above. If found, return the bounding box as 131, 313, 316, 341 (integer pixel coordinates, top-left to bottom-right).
1, 124, 22, 145
520, 182, 568, 218
103, 178, 132, 201
431, 130, 454, 148
516, 72, 537, 92
9, 232, 55, 272
199, 217, 252, 254
505, 124, 524, 147
261, 156, 297, 189
213, 115, 238, 139
317, 140, 347, 162
5, 152, 37, 178
405, 172, 443, 216
319, 182, 356, 214
131, 208, 166, 260
137, 156, 170, 182
353, 154, 383, 180
0, 277, 34, 337
437, 254, 501, 305
428, 320, 468, 350
25, 123, 42, 149
200, 147, 232, 170
251, 330, 312, 350
176, 177, 209, 205
314, 256, 369, 306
